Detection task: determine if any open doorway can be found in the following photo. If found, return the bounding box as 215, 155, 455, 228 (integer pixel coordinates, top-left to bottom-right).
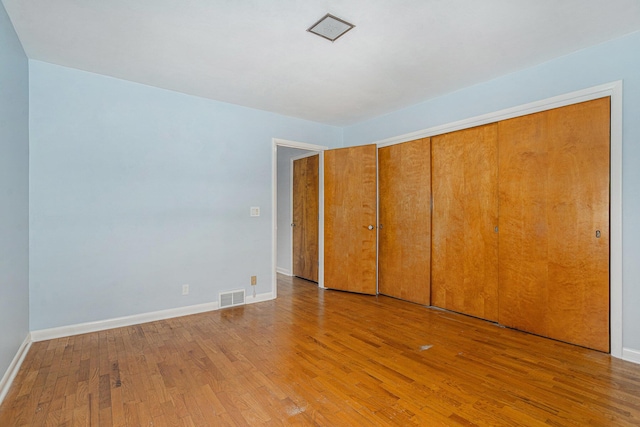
272, 139, 327, 298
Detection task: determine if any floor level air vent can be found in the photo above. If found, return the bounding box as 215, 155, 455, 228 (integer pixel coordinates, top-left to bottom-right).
219, 290, 245, 308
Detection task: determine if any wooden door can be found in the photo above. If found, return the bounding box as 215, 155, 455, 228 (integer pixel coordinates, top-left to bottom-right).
324, 145, 377, 295
378, 138, 431, 305
498, 97, 610, 352
292, 154, 319, 282
431, 124, 499, 321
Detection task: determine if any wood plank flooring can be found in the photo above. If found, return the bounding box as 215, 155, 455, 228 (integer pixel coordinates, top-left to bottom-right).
1, 274, 640, 426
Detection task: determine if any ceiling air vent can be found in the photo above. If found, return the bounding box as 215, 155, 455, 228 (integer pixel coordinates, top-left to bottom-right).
307, 13, 355, 42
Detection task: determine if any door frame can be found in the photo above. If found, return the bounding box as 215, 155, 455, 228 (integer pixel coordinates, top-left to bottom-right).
272, 139, 328, 298
373, 81, 623, 359
290, 152, 321, 281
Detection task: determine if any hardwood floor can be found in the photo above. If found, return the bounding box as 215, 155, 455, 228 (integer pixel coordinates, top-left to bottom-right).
2, 274, 640, 426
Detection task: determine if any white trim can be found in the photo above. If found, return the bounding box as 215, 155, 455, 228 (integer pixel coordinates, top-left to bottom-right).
30, 301, 220, 342
0, 335, 32, 405
273, 138, 328, 151
622, 348, 640, 365
373, 81, 624, 359
276, 267, 292, 276
272, 138, 327, 298
246, 291, 275, 305
609, 81, 623, 360
376, 81, 622, 147
272, 142, 278, 299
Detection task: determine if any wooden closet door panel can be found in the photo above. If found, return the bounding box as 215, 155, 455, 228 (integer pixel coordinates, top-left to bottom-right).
324, 145, 377, 295
431, 124, 499, 321
292, 155, 319, 282
498, 97, 610, 352
378, 138, 431, 305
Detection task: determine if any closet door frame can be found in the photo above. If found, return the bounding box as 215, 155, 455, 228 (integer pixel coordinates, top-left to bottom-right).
374, 81, 623, 359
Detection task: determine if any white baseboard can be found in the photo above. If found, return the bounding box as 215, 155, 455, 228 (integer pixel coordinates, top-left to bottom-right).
0, 334, 32, 406
30, 291, 277, 343
31, 301, 220, 342
622, 348, 640, 365
276, 267, 292, 276
246, 291, 275, 305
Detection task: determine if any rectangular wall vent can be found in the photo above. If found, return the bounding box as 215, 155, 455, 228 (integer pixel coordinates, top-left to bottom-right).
219, 289, 245, 308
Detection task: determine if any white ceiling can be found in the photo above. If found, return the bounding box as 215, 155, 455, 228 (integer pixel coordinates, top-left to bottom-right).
3, 0, 640, 126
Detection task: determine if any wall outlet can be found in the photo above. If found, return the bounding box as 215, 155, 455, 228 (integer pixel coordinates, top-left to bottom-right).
182, 284, 189, 295
251, 276, 257, 286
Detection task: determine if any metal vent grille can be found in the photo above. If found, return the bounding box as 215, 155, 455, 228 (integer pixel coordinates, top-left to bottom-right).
219, 290, 245, 308
307, 14, 355, 42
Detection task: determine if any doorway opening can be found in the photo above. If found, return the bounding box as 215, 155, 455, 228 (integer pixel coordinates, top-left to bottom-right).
272, 139, 327, 298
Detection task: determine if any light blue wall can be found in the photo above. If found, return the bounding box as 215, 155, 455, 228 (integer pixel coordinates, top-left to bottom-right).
29, 61, 342, 330
0, 2, 29, 381
344, 31, 640, 351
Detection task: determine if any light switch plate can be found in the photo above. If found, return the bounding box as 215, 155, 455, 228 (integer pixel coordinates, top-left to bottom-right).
250, 207, 260, 217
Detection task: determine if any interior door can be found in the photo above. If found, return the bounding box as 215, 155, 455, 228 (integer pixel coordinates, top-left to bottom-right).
324, 144, 377, 295
292, 154, 319, 282
378, 138, 431, 305
431, 124, 499, 321
498, 97, 610, 352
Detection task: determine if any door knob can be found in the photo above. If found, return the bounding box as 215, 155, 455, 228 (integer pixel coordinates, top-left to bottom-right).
368, 225, 374, 230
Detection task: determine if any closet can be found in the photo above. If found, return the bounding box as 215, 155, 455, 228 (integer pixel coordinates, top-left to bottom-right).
430, 97, 610, 352
323, 97, 610, 352
497, 98, 610, 352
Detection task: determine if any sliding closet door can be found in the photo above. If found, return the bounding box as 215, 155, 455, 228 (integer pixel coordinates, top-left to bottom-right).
378, 138, 431, 305
498, 97, 610, 352
292, 154, 319, 282
324, 145, 377, 295
431, 124, 499, 321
